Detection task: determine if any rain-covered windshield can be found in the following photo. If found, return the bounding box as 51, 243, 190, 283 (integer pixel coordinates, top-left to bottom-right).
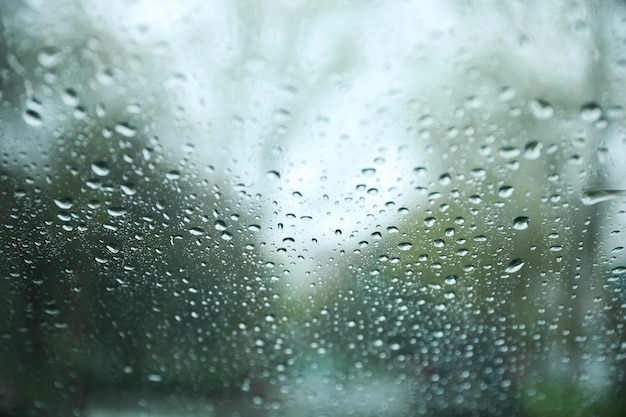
1, 1, 626, 416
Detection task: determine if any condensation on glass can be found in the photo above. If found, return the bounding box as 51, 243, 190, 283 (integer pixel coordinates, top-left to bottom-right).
1, 1, 625, 416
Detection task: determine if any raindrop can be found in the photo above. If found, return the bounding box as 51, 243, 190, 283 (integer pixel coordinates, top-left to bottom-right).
91, 161, 110, 176
53, 196, 73, 209
361, 168, 376, 176
221, 231, 233, 241
115, 122, 137, 137
398, 242, 413, 251
165, 170, 181, 180
147, 374, 163, 382
266, 170, 281, 180
424, 217, 436, 227
529, 98, 554, 119
505, 258, 525, 273
60, 88, 79, 107
580, 102, 602, 122
107, 207, 127, 217
612, 266, 626, 274
581, 189, 626, 205
189, 227, 205, 236
524, 141, 542, 160
498, 146, 520, 159
106, 243, 121, 254
248, 224, 261, 232
444, 275, 457, 285
23, 109, 43, 127
121, 183, 136, 196
512, 216, 529, 230
498, 185, 514, 198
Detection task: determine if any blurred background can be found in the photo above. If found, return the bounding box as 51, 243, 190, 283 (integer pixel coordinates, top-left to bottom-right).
1, 0, 626, 416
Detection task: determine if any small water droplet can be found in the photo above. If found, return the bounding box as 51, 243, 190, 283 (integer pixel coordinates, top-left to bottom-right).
398, 242, 413, 251
361, 168, 376, 176
91, 161, 110, 176
114, 122, 137, 137
424, 217, 436, 227
512, 216, 530, 230
54, 196, 73, 209
23, 109, 43, 127
107, 207, 127, 217
106, 243, 121, 254
148, 374, 163, 382
529, 98, 554, 120
524, 141, 542, 160
266, 170, 281, 180
221, 231, 233, 240
121, 183, 136, 196
444, 275, 457, 285
189, 227, 205, 236
612, 266, 626, 274
498, 146, 520, 159
498, 185, 514, 198
165, 170, 181, 180
582, 189, 626, 205
505, 258, 525, 273
248, 224, 261, 232
580, 102, 602, 122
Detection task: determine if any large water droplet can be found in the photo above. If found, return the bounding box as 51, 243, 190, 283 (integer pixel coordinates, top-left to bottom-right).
54, 196, 73, 209
529, 98, 554, 120
115, 122, 137, 137
579, 102, 602, 122
91, 161, 110, 176
23, 109, 43, 127
107, 207, 127, 217
524, 141, 542, 160
512, 216, 529, 230
581, 189, 626, 205
505, 258, 525, 273
398, 242, 413, 251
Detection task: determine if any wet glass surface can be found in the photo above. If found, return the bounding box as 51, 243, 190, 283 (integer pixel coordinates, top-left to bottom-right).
1, 1, 626, 416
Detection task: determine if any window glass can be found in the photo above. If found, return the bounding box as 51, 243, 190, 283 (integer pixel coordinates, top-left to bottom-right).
1, 1, 626, 416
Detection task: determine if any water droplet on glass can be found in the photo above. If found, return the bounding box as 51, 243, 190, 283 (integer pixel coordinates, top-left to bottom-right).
61, 88, 79, 107
166, 170, 181, 180
524, 141, 542, 160
398, 242, 413, 251
114, 122, 137, 137
424, 217, 436, 227
91, 161, 110, 176
189, 227, 205, 236
529, 98, 554, 119
505, 258, 525, 273
498, 146, 520, 159
444, 275, 457, 285
612, 266, 626, 274
512, 216, 530, 230
498, 185, 514, 198
121, 183, 136, 196
107, 207, 127, 217
23, 109, 42, 127
580, 102, 602, 122
53, 196, 73, 209
147, 374, 163, 382
581, 189, 626, 205
266, 170, 281, 180
248, 224, 261, 232
221, 231, 233, 241
361, 168, 376, 176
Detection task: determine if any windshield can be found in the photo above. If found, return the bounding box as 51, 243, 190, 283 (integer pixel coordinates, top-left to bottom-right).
1, 1, 625, 416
